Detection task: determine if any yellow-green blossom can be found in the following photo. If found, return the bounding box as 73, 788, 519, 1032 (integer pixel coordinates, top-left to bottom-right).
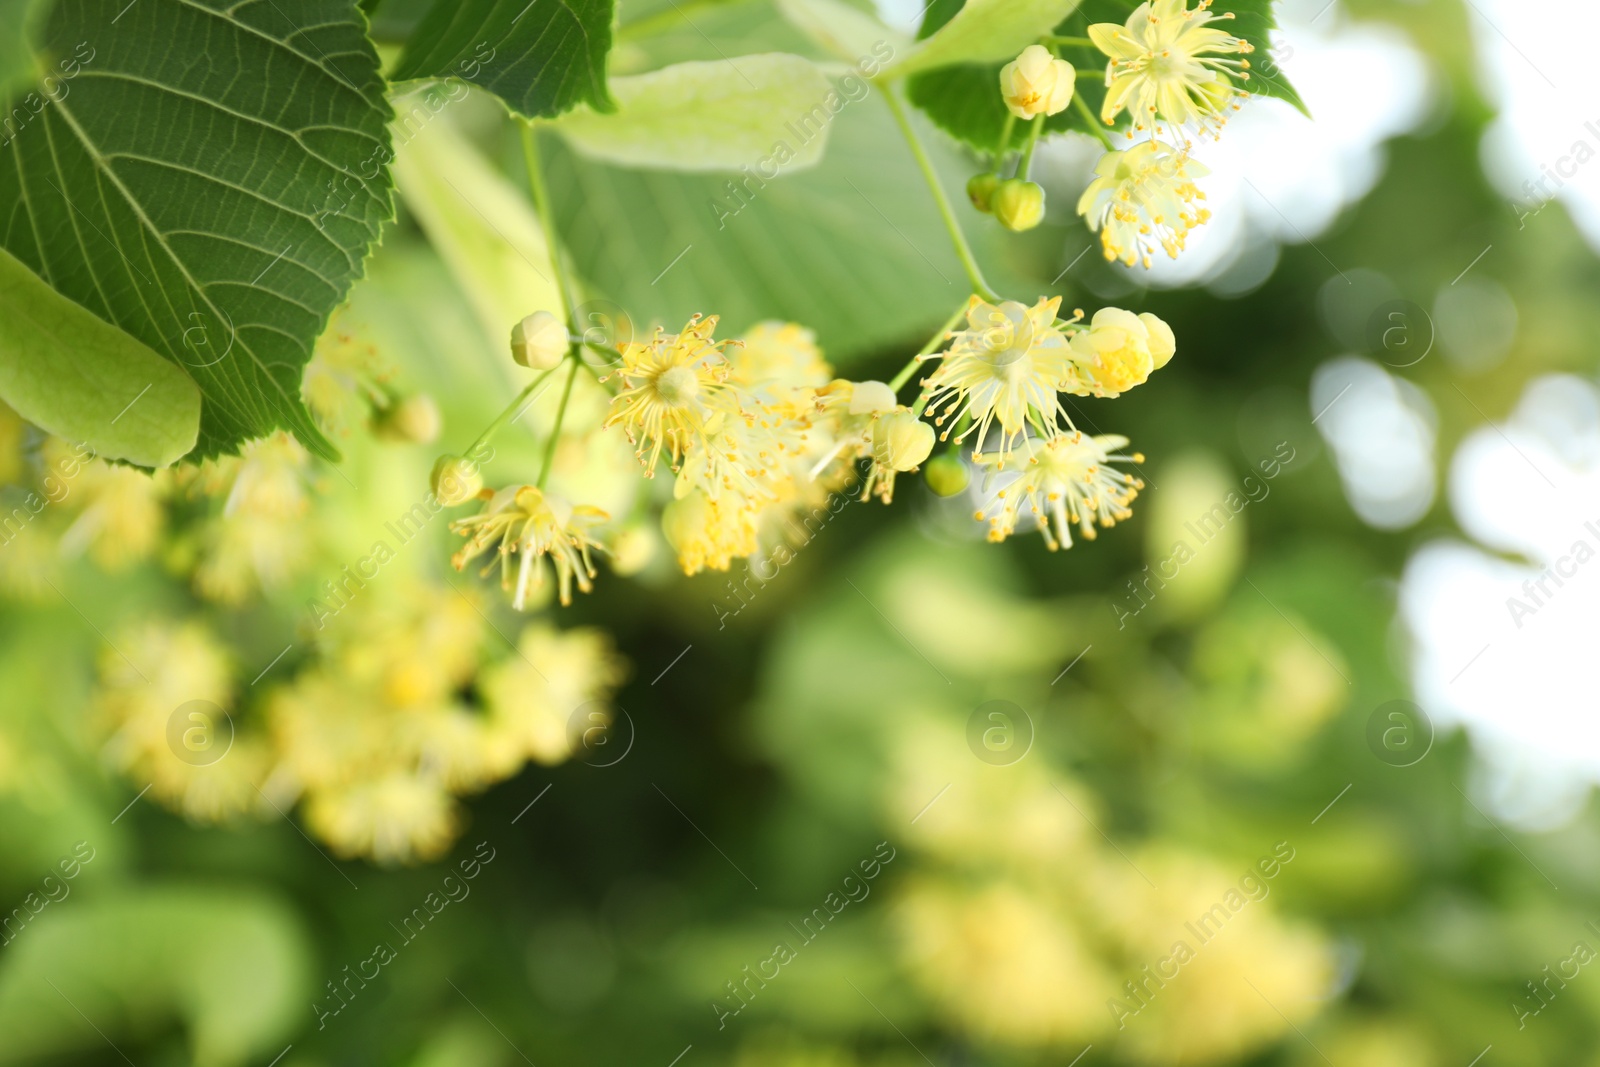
1077, 140, 1210, 268
450, 486, 607, 608
920, 296, 1078, 467
1066, 308, 1176, 397
974, 432, 1146, 549
1090, 0, 1253, 136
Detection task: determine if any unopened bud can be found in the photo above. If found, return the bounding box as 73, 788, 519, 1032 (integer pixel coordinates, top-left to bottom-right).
511, 311, 568, 369
994, 180, 1045, 232
848, 380, 898, 415
1000, 45, 1075, 119
609, 522, 658, 576
1141, 312, 1176, 369
373, 393, 441, 444
967, 172, 1000, 214
873, 410, 935, 472
923, 452, 970, 496
430, 454, 483, 506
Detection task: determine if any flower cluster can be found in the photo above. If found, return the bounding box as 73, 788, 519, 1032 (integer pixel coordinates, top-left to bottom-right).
1076, 0, 1254, 264
439, 294, 1173, 592
979, 2, 1258, 264
91, 587, 627, 865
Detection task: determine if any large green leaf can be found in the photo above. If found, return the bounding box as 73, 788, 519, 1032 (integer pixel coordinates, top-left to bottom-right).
0, 246, 199, 465
0, 0, 38, 93
552, 54, 837, 173
391, 0, 615, 119
0, 0, 394, 461
0, 887, 312, 1067
879, 0, 1082, 80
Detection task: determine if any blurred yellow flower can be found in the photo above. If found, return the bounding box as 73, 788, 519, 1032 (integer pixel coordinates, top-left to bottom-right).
895, 876, 1115, 1045
730, 321, 830, 391
450, 486, 608, 608
662, 486, 762, 575
52, 452, 165, 571
480, 624, 628, 766
305, 772, 460, 865
1089, 849, 1334, 1065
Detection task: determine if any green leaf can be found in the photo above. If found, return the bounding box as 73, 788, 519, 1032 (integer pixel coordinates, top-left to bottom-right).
0, 887, 312, 1067
1218, 0, 1307, 116
544, 96, 1027, 364
552, 54, 837, 173
0, 246, 199, 466
0, 0, 396, 461
391, 0, 615, 119
880, 0, 1082, 80
0, 0, 39, 94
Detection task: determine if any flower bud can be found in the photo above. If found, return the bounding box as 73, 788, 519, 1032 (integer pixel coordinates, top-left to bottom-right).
923, 452, 970, 497
1067, 307, 1176, 397
999, 45, 1075, 119
993, 179, 1045, 232
373, 393, 441, 444
608, 522, 658, 576
967, 172, 1000, 214
1140, 311, 1176, 369
511, 310, 568, 369
872, 410, 935, 472
848, 380, 898, 415
430, 454, 483, 506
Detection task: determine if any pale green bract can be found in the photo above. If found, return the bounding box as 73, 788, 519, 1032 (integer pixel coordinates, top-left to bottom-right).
552, 54, 838, 174
392, 114, 562, 362
771, 0, 909, 67
0, 247, 200, 466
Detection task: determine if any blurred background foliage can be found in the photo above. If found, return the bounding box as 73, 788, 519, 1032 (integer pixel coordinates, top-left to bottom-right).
3, 0, 1600, 1064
